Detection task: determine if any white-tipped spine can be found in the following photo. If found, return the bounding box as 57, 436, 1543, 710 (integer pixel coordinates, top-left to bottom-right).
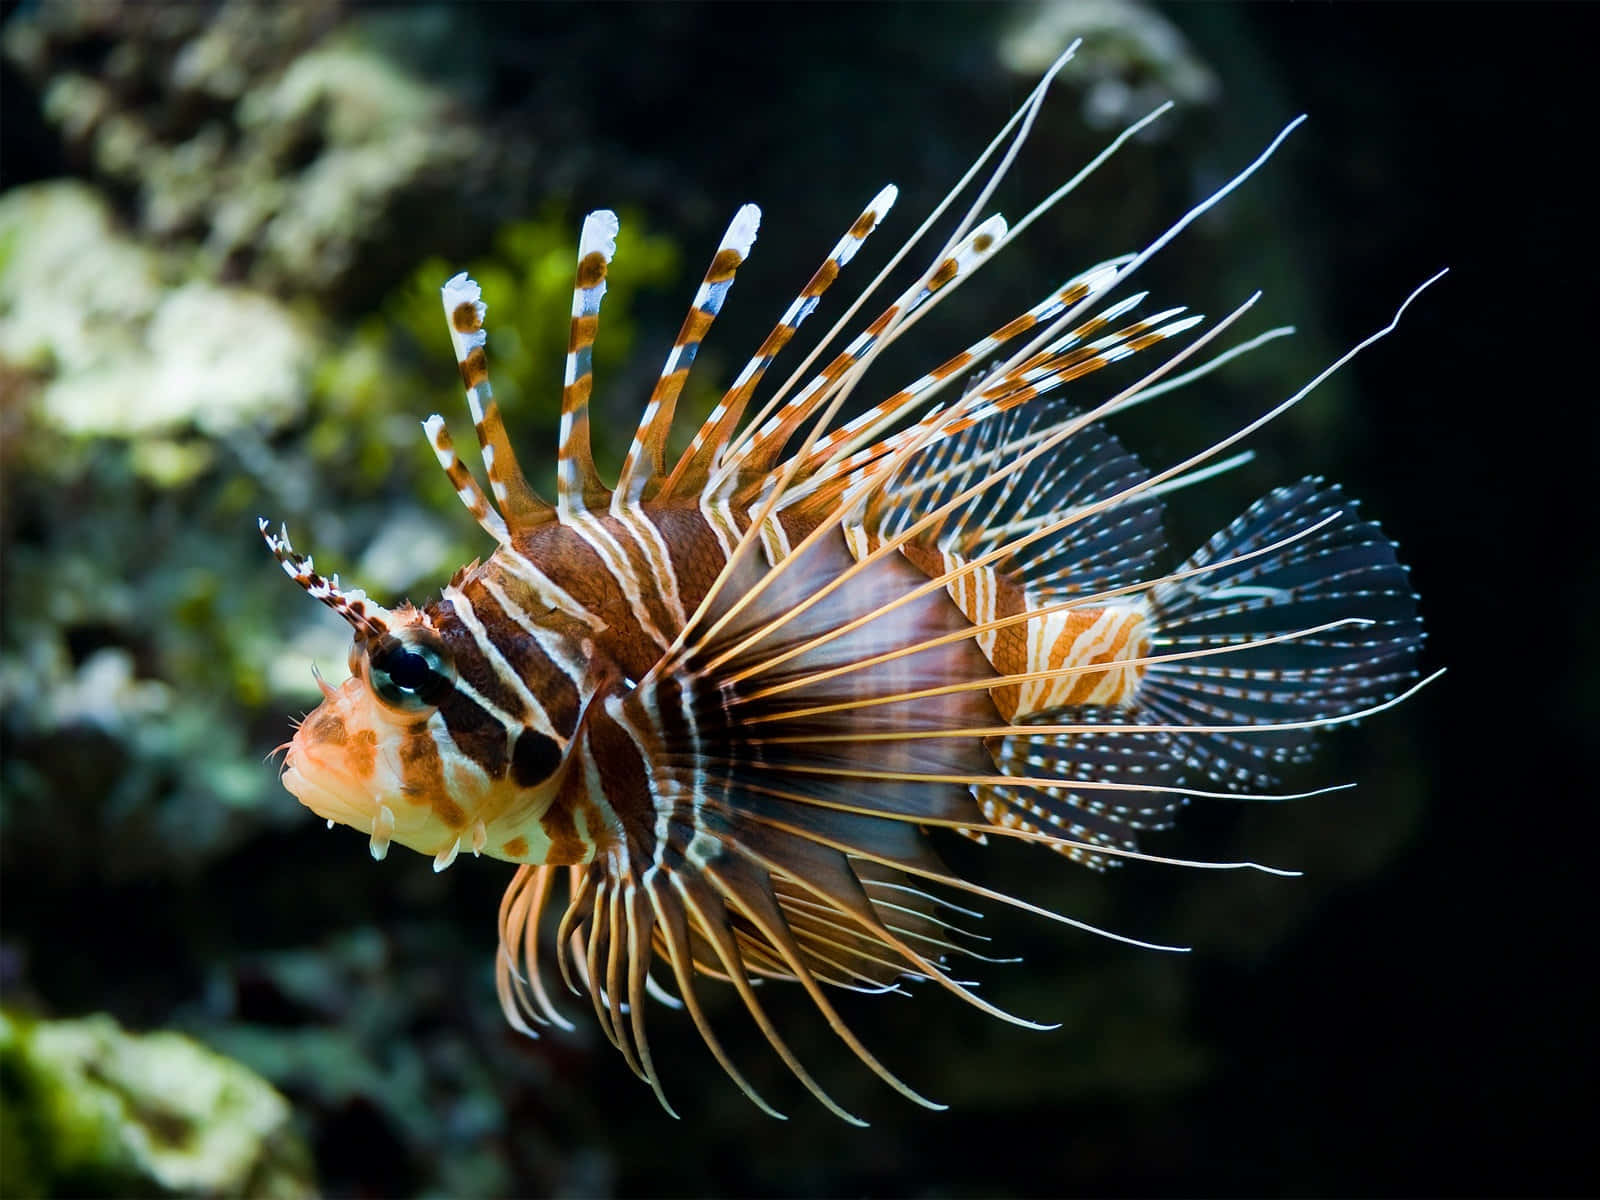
580, 208, 620, 260
441, 272, 488, 364
721, 203, 762, 257
572, 210, 619, 319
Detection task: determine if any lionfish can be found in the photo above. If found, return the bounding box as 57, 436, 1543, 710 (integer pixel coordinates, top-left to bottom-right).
265, 49, 1438, 1122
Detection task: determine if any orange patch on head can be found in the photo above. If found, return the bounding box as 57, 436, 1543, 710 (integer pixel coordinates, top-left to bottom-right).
452, 302, 482, 333
347, 728, 379, 778
502, 836, 529, 859
400, 728, 447, 805
433, 793, 467, 829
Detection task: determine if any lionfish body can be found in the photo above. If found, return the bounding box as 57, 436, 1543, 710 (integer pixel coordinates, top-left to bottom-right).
267, 56, 1431, 1121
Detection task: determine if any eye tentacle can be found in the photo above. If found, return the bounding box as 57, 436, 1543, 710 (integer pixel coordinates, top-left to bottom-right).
259, 519, 396, 641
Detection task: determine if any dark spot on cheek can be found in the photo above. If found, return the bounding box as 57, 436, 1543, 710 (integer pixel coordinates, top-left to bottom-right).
503, 836, 529, 858
511, 728, 563, 788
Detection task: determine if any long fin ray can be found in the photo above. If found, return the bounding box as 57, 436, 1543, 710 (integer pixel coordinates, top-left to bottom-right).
559, 211, 620, 513
617, 204, 761, 506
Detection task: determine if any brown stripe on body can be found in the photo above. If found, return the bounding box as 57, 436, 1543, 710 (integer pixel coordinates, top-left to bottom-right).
433, 598, 531, 727
643, 503, 733, 619
458, 576, 582, 736
541, 763, 592, 865
535, 716, 633, 867
895, 540, 1033, 714
582, 702, 657, 860
1010, 605, 1150, 720
845, 526, 1148, 721
581, 512, 684, 654
399, 721, 469, 828
435, 688, 510, 782
508, 520, 672, 684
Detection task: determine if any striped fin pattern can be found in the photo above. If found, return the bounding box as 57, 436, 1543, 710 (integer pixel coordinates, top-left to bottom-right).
667, 185, 899, 497
1141, 478, 1423, 788
616, 204, 761, 506
440, 273, 551, 532
797, 260, 1127, 477
259, 519, 395, 641
422, 414, 510, 544
725, 213, 1009, 493
560, 210, 620, 514
975, 708, 1181, 869
784, 299, 1203, 520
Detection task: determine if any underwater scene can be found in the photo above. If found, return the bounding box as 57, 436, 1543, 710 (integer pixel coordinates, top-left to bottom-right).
1, 2, 1588, 1197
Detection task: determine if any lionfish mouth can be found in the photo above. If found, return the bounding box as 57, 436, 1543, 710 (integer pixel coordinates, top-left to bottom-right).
280, 754, 373, 834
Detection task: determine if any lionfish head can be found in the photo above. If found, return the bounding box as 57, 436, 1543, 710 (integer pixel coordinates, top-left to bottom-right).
260, 521, 570, 869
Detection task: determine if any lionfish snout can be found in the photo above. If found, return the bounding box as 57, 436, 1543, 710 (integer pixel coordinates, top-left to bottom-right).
281, 682, 397, 846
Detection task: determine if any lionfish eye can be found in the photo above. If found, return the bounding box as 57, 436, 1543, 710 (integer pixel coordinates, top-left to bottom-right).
366, 628, 454, 714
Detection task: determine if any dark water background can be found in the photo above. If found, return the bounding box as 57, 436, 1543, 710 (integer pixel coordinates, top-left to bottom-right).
1, 2, 1590, 1195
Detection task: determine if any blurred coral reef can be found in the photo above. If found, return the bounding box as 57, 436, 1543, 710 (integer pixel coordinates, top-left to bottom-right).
0, 1010, 313, 1197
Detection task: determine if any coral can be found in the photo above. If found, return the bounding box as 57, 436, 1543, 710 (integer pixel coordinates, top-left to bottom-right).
0, 182, 314, 446
0, 1009, 315, 1198
998, 0, 1219, 130
2, 0, 502, 309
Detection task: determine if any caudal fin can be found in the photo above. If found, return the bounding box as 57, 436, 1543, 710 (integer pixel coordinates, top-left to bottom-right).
1140, 477, 1424, 789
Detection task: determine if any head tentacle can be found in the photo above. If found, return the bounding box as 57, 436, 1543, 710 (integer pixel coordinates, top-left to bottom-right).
258, 518, 395, 642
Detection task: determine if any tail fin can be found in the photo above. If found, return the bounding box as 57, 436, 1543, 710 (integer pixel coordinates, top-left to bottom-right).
1140, 477, 1424, 789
